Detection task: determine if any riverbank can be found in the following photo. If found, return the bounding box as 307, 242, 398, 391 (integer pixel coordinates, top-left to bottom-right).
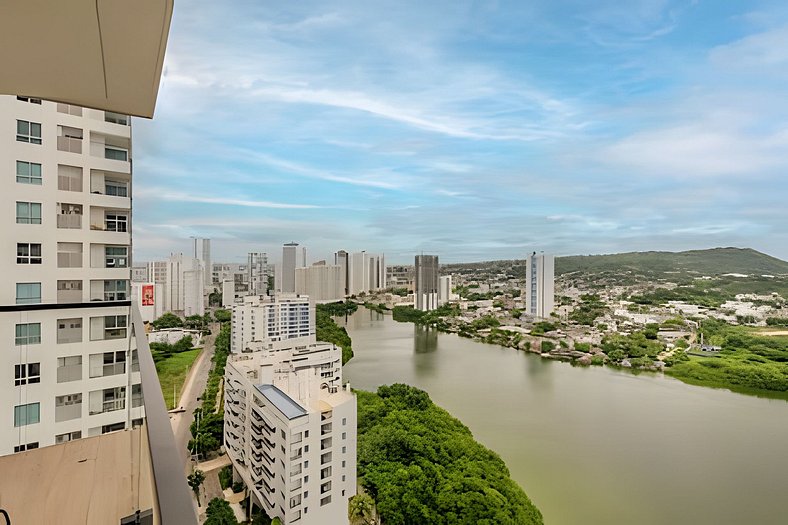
356, 384, 543, 524
382, 304, 788, 400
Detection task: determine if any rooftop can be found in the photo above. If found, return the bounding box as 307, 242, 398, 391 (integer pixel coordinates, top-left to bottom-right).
255, 384, 308, 420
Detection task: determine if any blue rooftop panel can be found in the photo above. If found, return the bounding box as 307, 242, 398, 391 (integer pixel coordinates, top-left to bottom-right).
255, 384, 307, 420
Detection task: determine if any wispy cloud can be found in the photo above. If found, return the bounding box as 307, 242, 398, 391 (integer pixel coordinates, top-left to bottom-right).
136, 188, 322, 209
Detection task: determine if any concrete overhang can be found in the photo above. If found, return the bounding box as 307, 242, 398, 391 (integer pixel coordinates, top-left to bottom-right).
0, 0, 173, 118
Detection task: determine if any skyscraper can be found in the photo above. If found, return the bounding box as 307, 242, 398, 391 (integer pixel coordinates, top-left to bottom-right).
281, 242, 299, 293
415, 255, 439, 311
334, 250, 349, 296
525, 252, 555, 318
247, 251, 269, 296
193, 237, 211, 287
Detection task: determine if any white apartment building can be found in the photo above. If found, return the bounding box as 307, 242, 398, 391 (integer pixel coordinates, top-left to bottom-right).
295, 264, 344, 302
0, 95, 144, 455
248, 252, 269, 296
348, 251, 386, 296
194, 237, 211, 288
231, 294, 315, 353
439, 275, 453, 305
525, 252, 555, 318
164, 253, 205, 317
224, 337, 356, 525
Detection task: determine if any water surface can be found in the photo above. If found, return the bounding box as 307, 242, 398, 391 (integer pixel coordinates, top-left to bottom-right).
342, 308, 788, 525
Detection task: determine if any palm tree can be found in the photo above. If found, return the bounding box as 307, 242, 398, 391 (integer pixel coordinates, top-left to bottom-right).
187, 469, 206, 507
348, 494, 378, 525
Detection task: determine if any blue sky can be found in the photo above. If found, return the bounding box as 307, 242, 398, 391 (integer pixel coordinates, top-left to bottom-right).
132, 0, 788, 264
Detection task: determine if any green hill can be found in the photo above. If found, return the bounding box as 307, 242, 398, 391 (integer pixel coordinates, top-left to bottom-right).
556, 248, 788, 277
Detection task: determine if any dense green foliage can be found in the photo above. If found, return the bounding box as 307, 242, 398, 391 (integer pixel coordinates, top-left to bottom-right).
208, 288, 223, 307
214, 309, 232, 323
392, 304, 460, 331
151, 312, 184, 330
766, 317, 788, 327
601, 331, 665, 363
316, 303, 354, 364
530, 321, 557, 335
219, 465, 233, 490
187, 470, 205, 506
568, 294, 609, 325
155, 348, 201, 409
184, 313, 212, 330
189, 322, 230, 455
204, 498, 238, 525
667, 320, 788, 395
357, 384, 542, 525
150, 335, 195, 363
556, 247, 788, 277
363, 302, 389, 314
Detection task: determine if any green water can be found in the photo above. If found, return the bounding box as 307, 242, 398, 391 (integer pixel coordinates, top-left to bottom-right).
342, 308, 788, 525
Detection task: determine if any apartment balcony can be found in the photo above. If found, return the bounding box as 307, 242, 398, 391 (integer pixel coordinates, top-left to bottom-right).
90, 362, 126, 378
57, 136, 83, 154
57, 252, 83, 268
104, 112, 129, 126
57, 214, 83, 229
57, 288, 83, 304
89, 398, 125, 415
55, 403, 82, 422
57, 364, 82, 383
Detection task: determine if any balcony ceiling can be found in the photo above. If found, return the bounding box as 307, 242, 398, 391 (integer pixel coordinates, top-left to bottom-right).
0, 0, 173, 118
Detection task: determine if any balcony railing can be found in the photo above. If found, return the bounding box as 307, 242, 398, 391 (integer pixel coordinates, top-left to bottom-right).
90, 397, 125, 415
57, 252, 83, 268
57, 136, 83, 154
57, 214, 82, 229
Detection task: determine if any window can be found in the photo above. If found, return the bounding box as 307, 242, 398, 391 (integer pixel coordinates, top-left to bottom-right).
89, 351, 126, 378
57, 126, 83, 153
56, 393, 83, 422
15, 323, 41, 345
56, 103, 82, 116
104, 112, 129, 125
14, 402, 40, 426
16, 202, 42, 224
55, 431, 81, 444
105, 246, 128, 268
16, 120, 42, 144
16, 283, 41, 304
14, 363, 41, 385
56, 355, 82, 382
13, 442, 39, 453
104, 315, 127, 339
57, 318, 82, 343
16, 161, 42, 184
105, 147, 128, 161
57, 280, 82, 303
105, 180, 128, 197
105, 213, 128, 232
104, 279, 128, 301
17, 96, 42, 104
320, 496, 331, 506
132, 383, 143, 407
17, 243, 42, 264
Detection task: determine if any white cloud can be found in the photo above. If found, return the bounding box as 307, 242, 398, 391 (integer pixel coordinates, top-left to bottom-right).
136, 188, 322, 209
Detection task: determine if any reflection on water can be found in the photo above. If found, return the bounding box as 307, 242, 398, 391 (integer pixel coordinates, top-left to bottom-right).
342, 309, 788, 525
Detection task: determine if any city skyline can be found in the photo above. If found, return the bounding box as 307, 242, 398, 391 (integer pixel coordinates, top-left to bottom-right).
131, 0, 788, 262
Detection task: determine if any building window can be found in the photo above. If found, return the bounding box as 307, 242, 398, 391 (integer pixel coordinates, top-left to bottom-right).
105, 180, 128, 197
13, 442, 39, 453
16, 161, 42, 185
17, 96, 42, 104
105, 146, 128, 161
55, 393, 83, 422
16, 120, 42, 144
57, 164, 83, 192
89, 351, 126, 378
104, 279, 128, 301
105, 246, 128, 268
14, 402, 40, 426
16, 283, 41, 304
89, 387, 126, 415
15, 323, 41, 345
55, 431, 81, 444
320, 496, 331, 506
57, 318, 82, 344
57, 242, 82, 268
16, 201, 42, 224
17, 243, 42, 264
104, 315, 127, 339
14, 363, 41, 385
105, 213, 128, 232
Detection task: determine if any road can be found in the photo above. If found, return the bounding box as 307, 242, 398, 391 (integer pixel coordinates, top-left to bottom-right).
170, 323, 218, 475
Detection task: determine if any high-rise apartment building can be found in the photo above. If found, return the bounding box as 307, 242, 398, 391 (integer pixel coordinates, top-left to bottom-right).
525, 252, 555, 318
224, 297, 356, 525
296, 263, 344, 302
348, 251, 386, 296
415, 255, 440, 311
334, 250, 349, 296
248, 252, 269, 296
280, 242, 300, 293
193, 237, 211, 287
0, 95, 144, 454
439, 275, 453, 305
231, 294, 315, 353
164, 253, 204, 317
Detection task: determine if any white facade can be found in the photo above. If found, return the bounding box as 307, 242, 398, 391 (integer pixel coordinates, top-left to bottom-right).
525, 252, 555, 318
295, 264, 344, 302
131, 281, 165, 323
415, 255, 439, 311
194, 237, 211, 287
164, 253, 205, 317
439, 275, 452, 305
0, 96, 144, 455
334, 251, 349, 296
348, 251, 386, 296
231, 295, 315, 353
248, 252, 269, 296
224, 338, 356, 525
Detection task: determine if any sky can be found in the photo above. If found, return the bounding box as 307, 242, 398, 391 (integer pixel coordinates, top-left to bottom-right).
132, 0, 788, 265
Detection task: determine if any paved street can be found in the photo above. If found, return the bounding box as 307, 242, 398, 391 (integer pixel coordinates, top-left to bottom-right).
170, 323, 218, 475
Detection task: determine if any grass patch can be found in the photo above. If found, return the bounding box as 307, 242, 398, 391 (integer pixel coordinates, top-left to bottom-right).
155, 348, 202, 409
